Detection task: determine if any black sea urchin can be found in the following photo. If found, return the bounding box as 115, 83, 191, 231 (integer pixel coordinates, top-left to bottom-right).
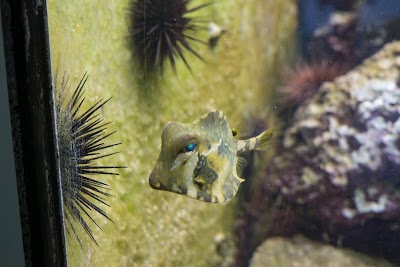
55, 73, 123, 246
129, 0, 208, 73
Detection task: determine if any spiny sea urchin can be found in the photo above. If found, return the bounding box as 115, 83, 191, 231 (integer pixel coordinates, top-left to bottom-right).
55, 72, 123, 246
129, 0, 208, 74
279, 61, 349, 109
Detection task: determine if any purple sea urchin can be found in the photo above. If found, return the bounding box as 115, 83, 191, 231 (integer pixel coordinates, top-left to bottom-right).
56, 73, 124, 246
279, 61, 348, 109
129, 0, 208, 74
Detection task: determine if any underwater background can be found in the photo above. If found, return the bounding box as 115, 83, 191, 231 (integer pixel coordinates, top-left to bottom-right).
47, 0, 400, 266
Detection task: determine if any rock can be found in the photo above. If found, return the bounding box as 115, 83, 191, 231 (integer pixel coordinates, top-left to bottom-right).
250, 235, 395, 267
266, 41, 400, 263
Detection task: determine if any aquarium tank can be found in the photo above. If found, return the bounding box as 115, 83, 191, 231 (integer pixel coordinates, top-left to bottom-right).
2, 0, 400, 266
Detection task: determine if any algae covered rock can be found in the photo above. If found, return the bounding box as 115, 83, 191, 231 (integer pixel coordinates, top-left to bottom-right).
266, 41, 400, 262
250, 236, 395, 267
47, 0, 297, 266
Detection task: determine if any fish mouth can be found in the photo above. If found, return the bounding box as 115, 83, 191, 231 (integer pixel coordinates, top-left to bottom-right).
149, 170, 163, 190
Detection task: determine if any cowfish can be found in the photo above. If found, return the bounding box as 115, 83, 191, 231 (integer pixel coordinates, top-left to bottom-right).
149, 110, 273, 203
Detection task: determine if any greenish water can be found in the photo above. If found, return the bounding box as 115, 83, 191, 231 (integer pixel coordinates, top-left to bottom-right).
48, 0, 296, 266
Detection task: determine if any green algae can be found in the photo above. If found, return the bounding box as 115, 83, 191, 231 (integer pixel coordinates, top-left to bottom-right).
47, 0, 296, 266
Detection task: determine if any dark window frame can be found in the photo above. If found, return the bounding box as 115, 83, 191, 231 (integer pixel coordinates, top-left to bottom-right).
1, 0, 67, 266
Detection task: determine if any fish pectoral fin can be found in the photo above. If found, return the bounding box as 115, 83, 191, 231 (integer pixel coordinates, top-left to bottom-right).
255, 129, 273, 151
236, 157, 247, 177
193, 176, 206, 187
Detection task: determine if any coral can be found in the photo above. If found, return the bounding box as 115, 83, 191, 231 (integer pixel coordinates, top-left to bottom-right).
263, 42, 400, 263
250, 235, 395, 267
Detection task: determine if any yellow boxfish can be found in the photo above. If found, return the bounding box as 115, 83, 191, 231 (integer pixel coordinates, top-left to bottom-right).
149, 111, 273, 203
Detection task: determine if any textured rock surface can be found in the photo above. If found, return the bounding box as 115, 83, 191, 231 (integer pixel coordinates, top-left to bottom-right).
250, 236, 395, 267
259, 42, 400, 264
278, 43, 400, 224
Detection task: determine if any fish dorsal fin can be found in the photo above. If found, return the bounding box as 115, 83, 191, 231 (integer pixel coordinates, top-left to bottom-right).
255, 129, 273, 151
233, 121, 257, 140
195, 110, 232, 141
198, 110, 229, 131
236, 156, 247, 177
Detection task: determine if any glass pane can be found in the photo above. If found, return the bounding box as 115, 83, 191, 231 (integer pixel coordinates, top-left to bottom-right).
47, 0, 400, 266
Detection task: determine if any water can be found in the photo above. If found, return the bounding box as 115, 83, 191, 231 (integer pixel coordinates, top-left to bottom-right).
47, 0, 400, 266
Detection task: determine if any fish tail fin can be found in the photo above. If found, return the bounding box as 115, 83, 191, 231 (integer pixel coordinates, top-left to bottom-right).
255, 129, 273, 151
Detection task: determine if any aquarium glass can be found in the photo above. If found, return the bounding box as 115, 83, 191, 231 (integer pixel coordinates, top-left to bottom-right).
47, 0, 400, 266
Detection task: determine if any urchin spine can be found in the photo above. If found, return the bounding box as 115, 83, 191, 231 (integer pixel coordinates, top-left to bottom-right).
129, 0, 208, 74
56, 72, 123, 246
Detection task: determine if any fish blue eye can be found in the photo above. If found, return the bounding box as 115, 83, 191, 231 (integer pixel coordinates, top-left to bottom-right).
185, 143, 197, 153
